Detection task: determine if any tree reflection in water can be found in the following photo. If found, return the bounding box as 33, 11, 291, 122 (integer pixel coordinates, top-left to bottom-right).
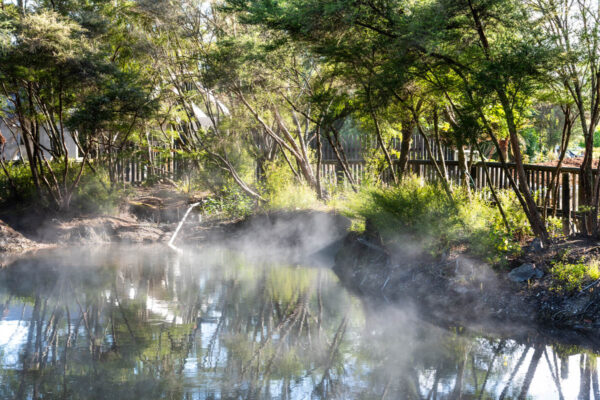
0, 246, 597, 399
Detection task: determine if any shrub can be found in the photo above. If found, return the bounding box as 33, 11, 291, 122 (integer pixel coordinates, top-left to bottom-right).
0, 161, 37, 204
68, 166, 126, 214
201, 184, 255, 219
334, 176, 529, 262
262, 161, 319, 210
0, 160, 126, 214
551, 260, 600, 292
335, 177, 459, 252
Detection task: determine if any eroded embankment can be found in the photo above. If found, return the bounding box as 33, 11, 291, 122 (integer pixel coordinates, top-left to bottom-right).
332, 228, 600, 349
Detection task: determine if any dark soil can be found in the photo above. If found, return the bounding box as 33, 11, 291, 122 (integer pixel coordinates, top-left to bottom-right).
333, 228, 600, 350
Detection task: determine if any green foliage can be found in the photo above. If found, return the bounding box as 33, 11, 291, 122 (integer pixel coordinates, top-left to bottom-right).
357, 178, 459, 249
546, 216, 564, 239
456, 190, 529, 262
69, 166, 125, 214
0, 162, 37, 204
551, 260, 600, 293
201, 185, 255, 218
578, 129, 600, 148
335, 177, 529, 262
0, 161, 124, 214
262, 162, 319, 210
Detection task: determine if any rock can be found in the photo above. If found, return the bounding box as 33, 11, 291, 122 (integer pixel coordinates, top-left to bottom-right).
509, 263, 544, 283
529, 238, 544, 253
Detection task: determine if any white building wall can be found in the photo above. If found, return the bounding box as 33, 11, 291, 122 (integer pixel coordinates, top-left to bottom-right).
0, 121, 80, 161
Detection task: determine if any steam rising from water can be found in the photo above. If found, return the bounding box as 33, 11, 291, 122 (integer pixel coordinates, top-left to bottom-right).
0, 217, 596, 398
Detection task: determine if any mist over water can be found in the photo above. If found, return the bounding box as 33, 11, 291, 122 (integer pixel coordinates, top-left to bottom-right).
0, 246, 595, 399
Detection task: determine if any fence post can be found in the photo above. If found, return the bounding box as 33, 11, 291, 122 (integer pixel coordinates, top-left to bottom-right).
470, 165, 477, 190
562, 172, 571, 235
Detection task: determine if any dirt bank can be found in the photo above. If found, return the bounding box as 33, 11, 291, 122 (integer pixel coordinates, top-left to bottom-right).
333, 228, 600, 347
0, 219, 43, 254
0, 186, 351, 266
0, 185, 209, 251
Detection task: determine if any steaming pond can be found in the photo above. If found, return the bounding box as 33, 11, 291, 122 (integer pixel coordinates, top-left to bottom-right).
0, 246, 596, 399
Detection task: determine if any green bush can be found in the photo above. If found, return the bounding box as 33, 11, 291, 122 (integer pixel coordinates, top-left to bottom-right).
551, 260, 600, 292
335, 176, 530, 263
0, 160, 125, 214
262, 161, 319, 210
0, 162, 37, 204
458, 189, 532, 262
68, 166, 125, 214
201, 184, 255, 218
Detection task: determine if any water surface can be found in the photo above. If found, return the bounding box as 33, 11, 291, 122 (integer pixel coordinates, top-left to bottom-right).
0, 246, 596, 399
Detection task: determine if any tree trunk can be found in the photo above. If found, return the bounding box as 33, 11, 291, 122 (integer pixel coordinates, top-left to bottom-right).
498, 92, 549, 242
457, 143, 469, 189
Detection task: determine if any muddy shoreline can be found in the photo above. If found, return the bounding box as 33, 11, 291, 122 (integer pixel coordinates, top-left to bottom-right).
333, 228, 600, 351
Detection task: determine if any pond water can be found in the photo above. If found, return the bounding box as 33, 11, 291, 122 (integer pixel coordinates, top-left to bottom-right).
0, 246, 596, 399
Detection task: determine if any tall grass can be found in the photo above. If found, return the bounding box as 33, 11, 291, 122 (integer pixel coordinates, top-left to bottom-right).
261, 162, 320, 210
332, 176, 532, 263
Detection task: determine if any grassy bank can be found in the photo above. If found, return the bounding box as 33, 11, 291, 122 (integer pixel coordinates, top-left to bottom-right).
328, 178, 534, 265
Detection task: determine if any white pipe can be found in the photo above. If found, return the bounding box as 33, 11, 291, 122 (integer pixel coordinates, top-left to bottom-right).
168, 202, 201, 253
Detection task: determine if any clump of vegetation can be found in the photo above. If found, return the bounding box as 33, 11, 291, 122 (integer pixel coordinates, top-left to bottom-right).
335, 177, 531, 263
551, 259, 600, 293
202, 185, 255, 219
339, 178, 459, 249
456, 191, 526, 263
261, 162, 319, 211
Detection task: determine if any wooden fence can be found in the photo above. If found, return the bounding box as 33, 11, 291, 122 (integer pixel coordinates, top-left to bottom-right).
114, 151, 187, 184
320, 159, 583, 230
320, 132, 456, 163
113, 140, 583, 230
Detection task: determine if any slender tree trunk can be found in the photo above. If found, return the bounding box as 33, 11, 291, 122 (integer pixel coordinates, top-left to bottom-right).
467, 1, 548, 241
315, 126, 324, 199
544, 107, 575, 218
413, 114, 453, 198
457, 142, 469, 189
498, 92, 549, 242
476, 142, 511, 233
324, 129, 358, 191
369, 106, 398, 184
433, 107, 448, 181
